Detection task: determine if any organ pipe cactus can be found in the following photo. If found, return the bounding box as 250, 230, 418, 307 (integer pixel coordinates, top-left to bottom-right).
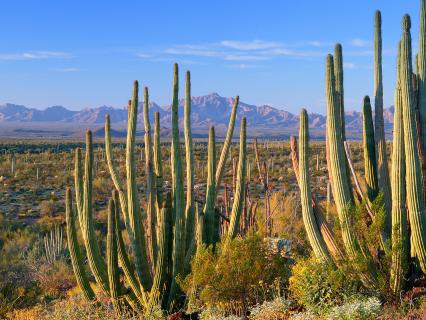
418, 0, 426, 153
400, 15, 426, 273
67, 63, 243, 312
298, 109, 332, 264
225, 117, 247, 245
374, 10, 392, 236
204, 126, 217, 245
362, 96, 379, 201
65, 187, 95, 301
390, 41, 408, 294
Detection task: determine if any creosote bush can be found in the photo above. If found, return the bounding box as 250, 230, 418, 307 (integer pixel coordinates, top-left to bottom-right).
180, 233, 291, 316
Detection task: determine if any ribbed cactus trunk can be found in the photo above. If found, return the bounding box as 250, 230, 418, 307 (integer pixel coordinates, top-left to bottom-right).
205, 127, 217, 245
168, 63, 186, 307
362, 96, 379, 201
326, 55, 377, 286
65, 187, 95, 301
107, 198, 122, 313
215, 96, 239, 194
81, 130, 110, 295
225, 117, 247, 245
390, 42, 408, 294
143, 86, 158, 269
126, 81, 152, 289
298, 109, 332, 264
154, 112, 163, 207
374, 10, 392, 237
400, 15, 426, 273
418, 0, 426, 152
334, 44, 346, 141
184, 71, 195, 253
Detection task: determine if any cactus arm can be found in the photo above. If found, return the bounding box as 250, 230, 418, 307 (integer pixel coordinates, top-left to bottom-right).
126, 80, 152, 289
225, 117, 247, 244
74, 148, 85, 230
204, 126, 217, 245
112, 190, 147, 306
400, 16, 426, 273
215, 96, 239, 193
81, 130, 110, 295
143, 86, 158, 267
418, 0, 426, 152
334, 44, 346, 141
362, 96, 379, 201
298, 109, 333, 264
168, 63, 186, 307
290, 135, 344, 262
390, 42, 408, 294
184, 71, 196, 254
374, 10, 392, 235
154, 112, 163, 211
107, 198, 122, 313
65, 188, 96, 301
105, 114, 130, 229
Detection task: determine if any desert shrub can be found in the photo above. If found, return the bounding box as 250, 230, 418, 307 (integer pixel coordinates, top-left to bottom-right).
181, 233, 291, 316
248, 296, 293, 319
289, 257, 362, 315
327, 296, 381, 320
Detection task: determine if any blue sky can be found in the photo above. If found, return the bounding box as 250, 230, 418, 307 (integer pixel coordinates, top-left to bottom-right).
0, 1, 421, 113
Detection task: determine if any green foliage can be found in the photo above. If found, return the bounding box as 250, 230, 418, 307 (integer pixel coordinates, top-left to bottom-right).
327, 296, 382, 320
289, 257, 362, 315
181, 234, 290, 315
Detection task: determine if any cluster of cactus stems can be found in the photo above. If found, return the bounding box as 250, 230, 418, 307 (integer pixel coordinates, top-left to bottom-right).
297, 1, 426, 295
66, 63, 247, 314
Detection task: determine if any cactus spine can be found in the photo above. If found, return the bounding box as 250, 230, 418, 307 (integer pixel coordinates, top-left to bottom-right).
374, 10, 392, 236
390, 41, 408, 294
400, 15, 426, 273
362, 96, 379, 201
298, 109, 332, 264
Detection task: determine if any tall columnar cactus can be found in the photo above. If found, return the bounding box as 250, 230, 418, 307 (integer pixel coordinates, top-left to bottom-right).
298, 109, 332, 264
67, 63, 243, 312
65, 187, 95, 301
205, 126, 217, 245
418, 0, 426, 152
326, 55, 377, 286
143, 87, 158, 266
400, 15, 426, 273
362, 96, 379, 201
168, 63, 187, 307
225, 117, 247, 245
333, 44, 346, 141
390, 41, 408, 294
126, 81, 152, 289
184, 71, 195, 253
374, 10, 392, 236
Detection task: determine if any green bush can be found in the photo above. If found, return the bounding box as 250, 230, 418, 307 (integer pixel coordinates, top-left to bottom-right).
180, 233, 291, 316
327, 297, 381, 320
289, 257, 362, 315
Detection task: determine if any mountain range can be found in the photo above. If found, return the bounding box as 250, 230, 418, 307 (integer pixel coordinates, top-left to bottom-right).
0, 93, 395, 139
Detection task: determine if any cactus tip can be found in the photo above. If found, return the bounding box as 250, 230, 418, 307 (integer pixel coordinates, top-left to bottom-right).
403, 14, 411, 31
363, 95, 371, 104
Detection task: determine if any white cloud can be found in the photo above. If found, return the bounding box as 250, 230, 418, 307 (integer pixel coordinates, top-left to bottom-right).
343, 62, 356, 69
0, 51, 71, 60
350, 38, 369, 47
137, 53, 152, 58
224, 54, 269, 61
227, 64, 263, 69
220, 40, 279, 50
